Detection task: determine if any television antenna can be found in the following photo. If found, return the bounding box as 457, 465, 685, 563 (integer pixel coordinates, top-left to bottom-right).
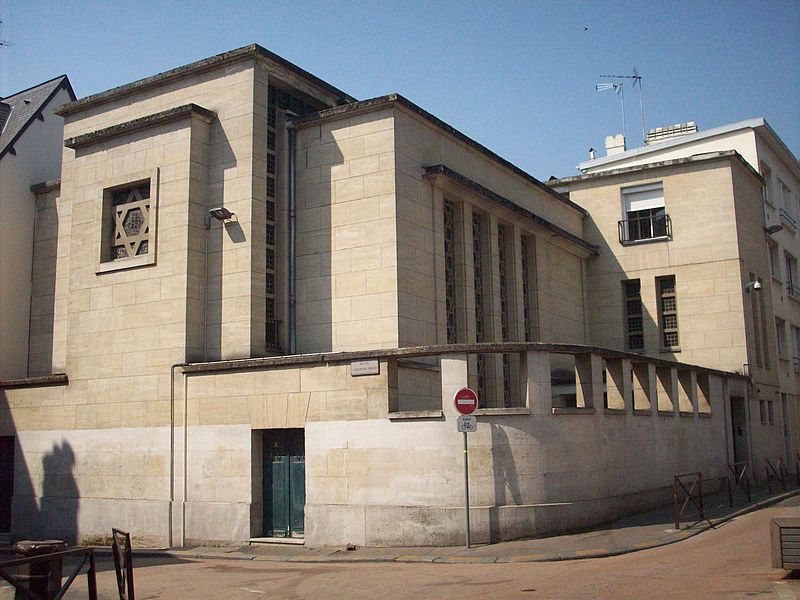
595, 82, 625, 142
601, 68, 645, 144
0, 18, 14, 96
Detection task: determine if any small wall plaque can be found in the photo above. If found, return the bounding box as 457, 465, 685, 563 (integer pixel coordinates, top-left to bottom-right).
351, 360, 379, 377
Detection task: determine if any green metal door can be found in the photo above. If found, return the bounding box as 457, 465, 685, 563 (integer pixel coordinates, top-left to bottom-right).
263, 429, 304, 537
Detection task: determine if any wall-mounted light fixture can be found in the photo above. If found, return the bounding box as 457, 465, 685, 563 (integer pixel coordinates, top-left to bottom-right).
206, 206, 235, 229
745, 280, 762, 293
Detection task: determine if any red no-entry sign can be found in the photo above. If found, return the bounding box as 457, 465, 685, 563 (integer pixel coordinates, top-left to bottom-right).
454, 387, 478, 415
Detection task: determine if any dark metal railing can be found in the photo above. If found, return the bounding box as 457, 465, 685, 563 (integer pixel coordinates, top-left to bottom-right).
727, 461, 752, 504
796, 453, 800, 487
0, 547, 97, 600
618, 214, 672, 245
112, 528, 135, 600
787, 282, 800, 300
673, 471, 712, 530
779, 208, 797, 230
766, 457, 787, 493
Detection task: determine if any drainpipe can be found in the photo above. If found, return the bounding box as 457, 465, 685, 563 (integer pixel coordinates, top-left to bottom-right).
168, 362, 185, 547
288, 124, 297, 354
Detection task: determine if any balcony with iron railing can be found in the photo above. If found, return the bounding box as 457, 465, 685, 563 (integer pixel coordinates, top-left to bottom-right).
779, 208, 797, 232
618, 213, 672, 245
793, 356, 800, 374
787, 281, 800, 301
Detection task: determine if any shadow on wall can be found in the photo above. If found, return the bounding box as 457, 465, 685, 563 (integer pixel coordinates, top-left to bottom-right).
488, 422, 522, 543
38, 441, 80, 544
1, 390, 80, 544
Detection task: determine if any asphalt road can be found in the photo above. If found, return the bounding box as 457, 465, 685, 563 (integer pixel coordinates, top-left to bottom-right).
8, 496, 800, 600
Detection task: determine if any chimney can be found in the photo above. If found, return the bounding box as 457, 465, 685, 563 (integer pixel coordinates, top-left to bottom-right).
605, 134, 626, 156
589, 147, 596, 160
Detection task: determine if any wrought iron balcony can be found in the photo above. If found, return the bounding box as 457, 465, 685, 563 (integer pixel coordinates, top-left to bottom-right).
618, 214, 672, 245
787, 282, 800, 300
793, 356, 800, 374
779, 208, 797, 231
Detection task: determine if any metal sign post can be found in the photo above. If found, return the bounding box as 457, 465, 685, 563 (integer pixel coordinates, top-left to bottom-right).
454, 388, 478, 549
463, 429, 470, 549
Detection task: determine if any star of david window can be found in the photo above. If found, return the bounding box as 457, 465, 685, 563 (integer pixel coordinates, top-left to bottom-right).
98, 178, 156, 272
109, 183, 151, 259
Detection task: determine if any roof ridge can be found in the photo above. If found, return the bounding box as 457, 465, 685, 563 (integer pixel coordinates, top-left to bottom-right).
2, 74, 68, 102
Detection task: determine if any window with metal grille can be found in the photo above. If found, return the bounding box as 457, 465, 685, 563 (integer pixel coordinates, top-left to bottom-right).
657, 276, 679, 349
102, 180, 152, 263
444, 200, 457, 343
623, 279, 643, 351
521, 235, 537, 342
498, 223, 511, 403
473, 212, 486, 400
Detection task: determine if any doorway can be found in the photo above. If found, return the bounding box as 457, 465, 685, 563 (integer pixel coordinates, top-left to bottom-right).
0, 436, 14, 533
262, 429, 305, 538
729, 396, 749, 464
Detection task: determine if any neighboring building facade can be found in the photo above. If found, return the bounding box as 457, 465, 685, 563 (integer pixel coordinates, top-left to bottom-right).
0, 49, 774, 547
0, 75, 75, 380
553, 119, 800, 477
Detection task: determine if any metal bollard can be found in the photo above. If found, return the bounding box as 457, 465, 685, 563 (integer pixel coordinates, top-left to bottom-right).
13, 540, 67, 600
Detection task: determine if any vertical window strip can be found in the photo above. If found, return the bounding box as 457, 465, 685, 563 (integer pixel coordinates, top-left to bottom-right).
473, 213, 486, 399
444, 200, 457, 344
750, 274, 763, 368
758, 285, 770, 367
657, 276, 679, 349
623, 280, 643, 351
521, 236, 531, 341
498, 223, 511, 405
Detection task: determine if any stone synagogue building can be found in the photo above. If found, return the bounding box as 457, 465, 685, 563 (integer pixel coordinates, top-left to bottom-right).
0, 45, 797, 547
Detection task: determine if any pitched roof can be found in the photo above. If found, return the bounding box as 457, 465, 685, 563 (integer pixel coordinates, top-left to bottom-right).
0, 75, 75, 160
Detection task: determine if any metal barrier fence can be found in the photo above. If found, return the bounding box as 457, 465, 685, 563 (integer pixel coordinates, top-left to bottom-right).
727, 461, 752, 504
112, 528, 135, 600
0, 547, 97, 600
673, 472, 711, 530
766, 457, 786, 493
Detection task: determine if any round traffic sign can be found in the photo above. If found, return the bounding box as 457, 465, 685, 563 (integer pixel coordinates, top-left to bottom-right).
454, 387, 478, 415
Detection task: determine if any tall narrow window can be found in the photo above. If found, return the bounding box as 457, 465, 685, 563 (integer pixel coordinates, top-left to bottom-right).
786, 253, 799, 298
758, 277, 770, 368
750, 273, 763, 368
444, 200, 457, 343
498, 223, 511, 402
623, 279, 644, 351
760, 162, 773, 205
769, 242, 781, 280
776, 318, 788, 359
657, 276, 679, 350
521, 235, 537, 341
473, 213, 486, 398
266, 86, 279, 350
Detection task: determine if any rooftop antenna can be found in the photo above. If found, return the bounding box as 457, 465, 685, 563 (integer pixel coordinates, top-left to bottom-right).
595, 82, 625, 142
0, 18, 14, 96
601, 68, 645, 144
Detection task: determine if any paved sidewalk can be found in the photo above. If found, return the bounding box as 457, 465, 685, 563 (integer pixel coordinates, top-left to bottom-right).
101, 483, 800, 565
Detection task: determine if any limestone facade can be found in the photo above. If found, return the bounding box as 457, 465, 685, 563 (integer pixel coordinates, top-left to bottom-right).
0, 46, 790, 547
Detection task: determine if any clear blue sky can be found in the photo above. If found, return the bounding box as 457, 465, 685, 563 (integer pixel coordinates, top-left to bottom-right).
1, 0, 798, 178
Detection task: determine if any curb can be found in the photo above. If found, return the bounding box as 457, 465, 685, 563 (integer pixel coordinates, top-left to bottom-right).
20, 489, 800, 567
